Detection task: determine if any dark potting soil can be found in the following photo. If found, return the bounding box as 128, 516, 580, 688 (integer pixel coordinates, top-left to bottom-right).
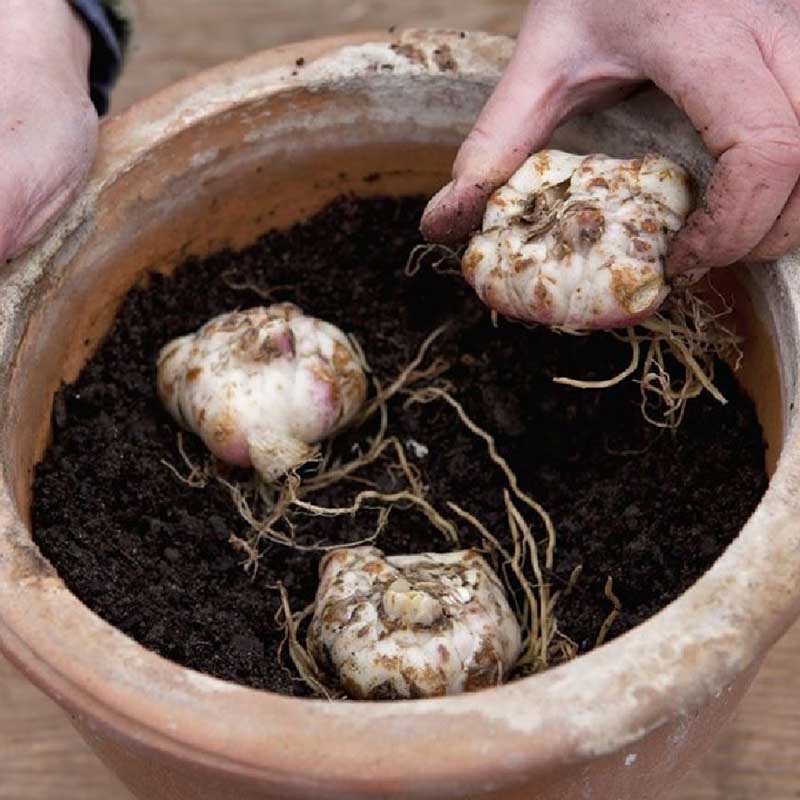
32, 195, 767, 696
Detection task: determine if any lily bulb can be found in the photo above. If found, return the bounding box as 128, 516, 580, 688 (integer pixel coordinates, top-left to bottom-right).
157, 303, 367, 481
462, 150, 694, 330
308, 546, 522, 699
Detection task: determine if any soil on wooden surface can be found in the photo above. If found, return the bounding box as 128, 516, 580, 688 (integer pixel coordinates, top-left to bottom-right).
32, 195, 767, 696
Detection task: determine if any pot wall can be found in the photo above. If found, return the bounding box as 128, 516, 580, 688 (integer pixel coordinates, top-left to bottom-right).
69, 661, 760, 800
1, 30, 799, 800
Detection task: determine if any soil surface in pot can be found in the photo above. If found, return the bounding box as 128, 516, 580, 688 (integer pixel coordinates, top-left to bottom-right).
32, 195, 767, 696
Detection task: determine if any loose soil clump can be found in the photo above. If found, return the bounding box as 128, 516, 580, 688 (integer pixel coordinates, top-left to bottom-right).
32, 195, 767, 696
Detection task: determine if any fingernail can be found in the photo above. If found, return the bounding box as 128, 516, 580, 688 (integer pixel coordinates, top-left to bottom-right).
670, 269, 708, 289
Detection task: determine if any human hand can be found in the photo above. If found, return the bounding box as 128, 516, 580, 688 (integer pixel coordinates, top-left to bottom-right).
0, 0, 98, 261
421, 0, 800, 276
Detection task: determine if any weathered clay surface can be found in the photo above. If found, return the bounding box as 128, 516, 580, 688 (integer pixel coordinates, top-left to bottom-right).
0, 29, 798, 800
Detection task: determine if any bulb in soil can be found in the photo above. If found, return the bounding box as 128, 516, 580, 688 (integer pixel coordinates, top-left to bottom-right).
308, 546, 522, 699
157, 303, 367, 481
462, 150, 694, 330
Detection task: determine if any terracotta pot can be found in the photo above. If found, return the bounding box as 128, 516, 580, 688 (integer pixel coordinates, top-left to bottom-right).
1, 29, 799, 800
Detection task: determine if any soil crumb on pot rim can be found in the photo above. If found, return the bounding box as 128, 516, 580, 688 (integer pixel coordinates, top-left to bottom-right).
31, 195, 768, 698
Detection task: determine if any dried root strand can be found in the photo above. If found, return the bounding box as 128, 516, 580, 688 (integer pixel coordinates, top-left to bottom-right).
300, 375, 426, 501
446, 495, 575, 672
404, 243, 464, 278
504, 494, 546, 667
160, 432, 211, 488
447, 502, 512, 563
221, 270, 294, 301
356, 323, 451, 424
206, 468, 373, 577
214, 430, 426, 568
275, 584, 334, 698
554, 286, 743, 429
554, 328, 640, 389
404, 386, 556, 569
228, 532, 260, 569
564, 564, 583, 596
346, 333, 371, 374
637, 286, 741, 427
595, 576, 623, 648
290, 489, 459, 545
301, 400, 391, 494
216, 472, 298, 558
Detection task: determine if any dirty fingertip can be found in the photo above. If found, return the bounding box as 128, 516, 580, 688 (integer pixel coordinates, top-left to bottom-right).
420, 180, 487, 244
668, 265, 710, 289
419, 182, 455, 241
664, 230, 708, 280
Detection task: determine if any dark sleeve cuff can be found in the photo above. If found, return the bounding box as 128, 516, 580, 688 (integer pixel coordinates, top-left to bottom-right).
68, 0, 129, 115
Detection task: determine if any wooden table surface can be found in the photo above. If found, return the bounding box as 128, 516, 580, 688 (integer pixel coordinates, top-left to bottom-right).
2, 1, 799, 797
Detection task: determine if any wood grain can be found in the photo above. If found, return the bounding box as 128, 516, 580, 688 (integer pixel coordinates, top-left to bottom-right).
0, 656, 129, 800
3, 1, 799, 797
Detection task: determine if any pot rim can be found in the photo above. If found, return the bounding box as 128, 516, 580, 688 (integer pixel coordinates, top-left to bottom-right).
1, 28, 800, 793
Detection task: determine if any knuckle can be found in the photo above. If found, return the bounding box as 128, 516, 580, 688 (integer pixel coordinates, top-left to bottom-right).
455, 123, 520, 187
747, 127, 800, 171
453, 125, 497, 180
750, 230, 800, 262
463, 122, 500, 154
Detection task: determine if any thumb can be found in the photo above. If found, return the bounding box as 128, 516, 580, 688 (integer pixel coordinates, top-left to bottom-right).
420, 45, 570, 244
421, 5, 642, 245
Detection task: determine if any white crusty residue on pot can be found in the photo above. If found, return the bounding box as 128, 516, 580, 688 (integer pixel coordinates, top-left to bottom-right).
308, 546, 522, 699
462, 150, 694, 330
157, 303, 367, 482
